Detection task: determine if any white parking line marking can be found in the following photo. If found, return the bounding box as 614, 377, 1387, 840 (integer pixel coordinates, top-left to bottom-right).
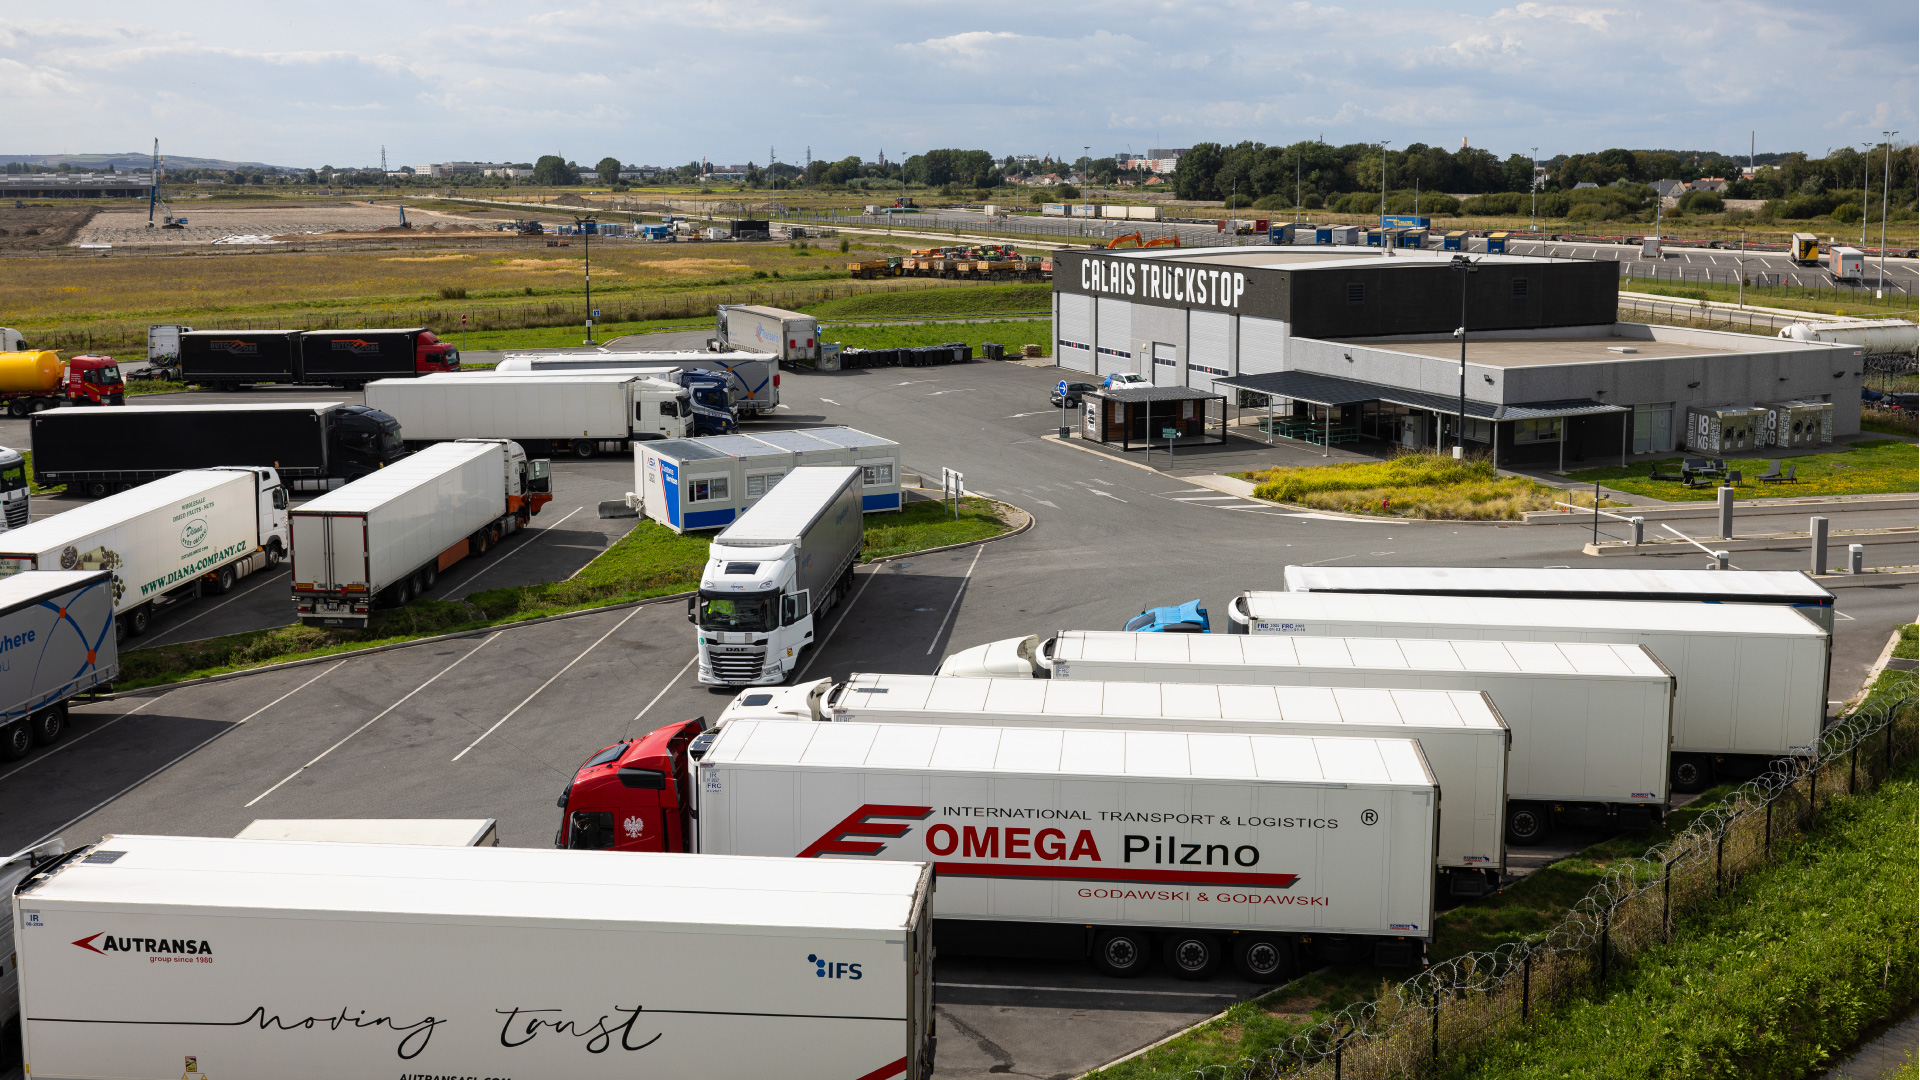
1170, 495, 1245, 501
820, 398, 842, 406
1085, 488, 1128, 502
141, 565, 289, 648
926, 546, 985, 655
631, 655, 700, 727
453, 609, 642, 762
457, 506, 582, 594
0, 689, 181, 786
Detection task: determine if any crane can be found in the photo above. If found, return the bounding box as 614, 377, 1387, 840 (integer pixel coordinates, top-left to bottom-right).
147, 138, 185, 229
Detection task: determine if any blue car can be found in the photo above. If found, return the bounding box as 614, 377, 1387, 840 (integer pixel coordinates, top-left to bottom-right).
1122, 599, 1211, 633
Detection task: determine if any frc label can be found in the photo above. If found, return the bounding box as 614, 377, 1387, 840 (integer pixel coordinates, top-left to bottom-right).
1254, 621, 1308, 633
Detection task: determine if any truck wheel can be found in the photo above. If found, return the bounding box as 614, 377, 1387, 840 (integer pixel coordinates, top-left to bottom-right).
471, 531, 490, 556
126, 605, 151, 637
1232, 936, 1295, 984
264, 540, 285, 568
420, 564, 437, 591
85, 481, 111, 498
1505, 802, 1553, 846
392, 578, 415, 605
5, 401, 24, 418
1091, 929, 1152, 978
571, 440, 596, 459
1160, 933, 1224, 980
0, 723, 31, 762
1670, 754, 1712, 794
212, 565, 237, 595
29, 705, 63, 747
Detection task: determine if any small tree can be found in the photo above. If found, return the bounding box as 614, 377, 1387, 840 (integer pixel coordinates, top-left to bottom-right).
595, 157, 622, 186
1054, 183, 1080, 200
532, 155, 573, 186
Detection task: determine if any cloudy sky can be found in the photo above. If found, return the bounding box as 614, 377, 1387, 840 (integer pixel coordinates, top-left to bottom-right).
3, 1, 1914, 169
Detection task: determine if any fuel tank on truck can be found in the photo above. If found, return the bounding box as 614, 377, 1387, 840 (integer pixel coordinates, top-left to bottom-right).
0, 352, 64, 394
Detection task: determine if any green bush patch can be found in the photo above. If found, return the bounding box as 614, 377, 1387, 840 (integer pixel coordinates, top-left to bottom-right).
1565, 438, 1917, 501
804, 283, 1050, 321
1238, 453, 1612, 520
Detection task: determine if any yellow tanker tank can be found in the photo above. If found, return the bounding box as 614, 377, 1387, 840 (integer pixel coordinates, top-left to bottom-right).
0, 351, 64, 394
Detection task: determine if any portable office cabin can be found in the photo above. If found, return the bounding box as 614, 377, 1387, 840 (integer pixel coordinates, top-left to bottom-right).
635, 426, 901, 533
1684, 403, 1766, 453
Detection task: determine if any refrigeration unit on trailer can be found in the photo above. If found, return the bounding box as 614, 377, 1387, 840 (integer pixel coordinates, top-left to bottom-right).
0, 570, 118, 762
565, 718, 1440, 977
1228, 591, 1828, 792
0, 468, 288, 640
635, 428, 901, 532
715, 304, 820, 367
365, 373, 690, 457
29, 402, 405, 496
940, 631, 1675, 847
1277, 565, 1837, 633
693, 467, 863, 686
13, 835, 935, 1080
235, 819, 499, 846
291, 439, 551, 626
722, 674, 1507, 895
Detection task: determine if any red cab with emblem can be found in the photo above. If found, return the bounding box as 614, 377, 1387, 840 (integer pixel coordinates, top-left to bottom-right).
557, 718, 701, 852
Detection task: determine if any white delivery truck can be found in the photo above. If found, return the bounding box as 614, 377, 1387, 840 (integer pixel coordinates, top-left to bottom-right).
365, 372, 691, 458
291, 439, 552, 626
13, 835, 935, 1080
941, 631, 1674, 847
1229, 591, 1828, 792
0, 571, 119, 760
721, 674, 1508, 895
235, 819, 500, 846
0, 446, 28, 532
0, 468, 288, 641
1277, 565, 1837, 633
693, 466, 863, 686
635, 427, 902, 532
715, 304, 819, 368
498, 350, 781, 421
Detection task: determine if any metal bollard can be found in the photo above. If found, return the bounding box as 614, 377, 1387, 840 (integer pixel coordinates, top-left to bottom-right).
1630, 516, 1644, 546
1849, 544, 1865, 574
1713, 550, 1730, 570
1717, 486, 1734, 540
1810, 516, 1829, 575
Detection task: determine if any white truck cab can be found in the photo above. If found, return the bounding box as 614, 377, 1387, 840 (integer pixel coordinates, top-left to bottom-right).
0, 447, 29, 532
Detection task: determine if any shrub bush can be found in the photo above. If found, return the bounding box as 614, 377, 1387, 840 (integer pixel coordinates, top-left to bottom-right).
1677, 190, 1724, 214
1224, 193, 1253, 208
1303, 193, 1324, 209
1831, 202, 1864, 224
1784, 193, 1836, 219
1251, 194, 1293, 211
438, 286, 467, 300
1462, 192, 1528, 216
1566, 203, 1610, 222
1055, 183, 1080, 200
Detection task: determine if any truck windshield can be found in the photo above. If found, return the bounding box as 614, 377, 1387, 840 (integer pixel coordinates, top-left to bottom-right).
698, 591, 779, 632
82, 367, 121, 385
693, 388, 727, 410
0, 465, 24, 491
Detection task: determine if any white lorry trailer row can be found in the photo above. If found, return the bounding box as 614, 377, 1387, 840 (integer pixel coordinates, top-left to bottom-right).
1277, 565, 1837, 633
693, 466, 863, 686
719, 675, 1507, 894
939, 631, 1676, 847
292, 439, 552, 626
0, 571, 118, 761
0, 468, 289, 641
13, 835, 935, 1080
497, 350, 781, 421
1229, 591, 1828, 792
365, 372, 691, 458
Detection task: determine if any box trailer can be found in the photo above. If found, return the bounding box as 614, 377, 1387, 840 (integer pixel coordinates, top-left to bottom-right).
291, 439, 551, 625
722, 674, 1506, 893
14, 835, 935, 1080
939, 631, 1674, 847
498, 349, 780, 420
235, 819, 499, 846
563, 717, 1440, 977
1760, 398, 1834, 448
1788, 232, 1820, 265
715, 305, 819, 368
1227, 591, 1828, 792
178, 330, 302, 388
635, 427, 900, 532
0, 839, 65, 1073
0, 571, 118, 762
30, 402, 406, 496
1277, 565, 1837, 633
297, 326, 459, 386
694, 467, 861, 687
1684, 403, 1766, 454
1829, 245, 1866, 281
0, 468, 289, 640
474, 363, 736, 435
365, 373, 690, 457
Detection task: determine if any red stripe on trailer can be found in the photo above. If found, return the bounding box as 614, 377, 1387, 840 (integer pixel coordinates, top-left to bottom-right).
853, 1056, 909, 1080
934, 862, 1299, 889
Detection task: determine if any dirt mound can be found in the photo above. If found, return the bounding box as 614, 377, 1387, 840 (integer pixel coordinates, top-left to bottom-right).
0, 206, 100, 249
549, 193, 593, 207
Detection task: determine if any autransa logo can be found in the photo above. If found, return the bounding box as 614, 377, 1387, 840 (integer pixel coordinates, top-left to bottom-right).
207, 339, 258, 355
329, 338, 384, 354
73, 932, 212, 956
809, 953, 862, 980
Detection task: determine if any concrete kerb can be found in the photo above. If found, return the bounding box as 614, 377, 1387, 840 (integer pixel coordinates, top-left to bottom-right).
84, 503, 1033, 702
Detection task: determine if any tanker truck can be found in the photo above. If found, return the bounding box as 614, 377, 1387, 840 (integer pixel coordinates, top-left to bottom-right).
0, 351, 125, 415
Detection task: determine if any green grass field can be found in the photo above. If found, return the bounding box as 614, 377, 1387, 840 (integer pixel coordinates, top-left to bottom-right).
834, 319, 1048, 354
1621, 278, 1919, 320
804, 283, 1050, 321
1565, 438, 1917, 501
1239, 453, 1612, 520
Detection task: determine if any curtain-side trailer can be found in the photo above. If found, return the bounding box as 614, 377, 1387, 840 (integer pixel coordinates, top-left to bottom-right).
365, 373, 691, 458
0, 571, 117, 761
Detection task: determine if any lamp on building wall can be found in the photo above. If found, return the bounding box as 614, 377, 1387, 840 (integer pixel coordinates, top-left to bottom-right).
1686, 381, 1701, 389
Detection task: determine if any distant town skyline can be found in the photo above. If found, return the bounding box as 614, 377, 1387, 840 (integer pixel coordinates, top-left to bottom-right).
3, 0, 1913, 170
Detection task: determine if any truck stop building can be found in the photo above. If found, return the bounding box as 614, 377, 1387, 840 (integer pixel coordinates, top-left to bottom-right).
1050, 247, 1863, 465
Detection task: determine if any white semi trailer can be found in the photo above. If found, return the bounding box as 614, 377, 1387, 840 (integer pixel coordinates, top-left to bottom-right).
1228, 591, 1828, 792
497, 350, 781, 420
291, 439, 552, 626
0, 468, 289, 641
13, 835, 935, 1080
366, 372, 691, 458
719, 674, 1509, 895
940, 631, 1675, 846
0, 571, 119, 761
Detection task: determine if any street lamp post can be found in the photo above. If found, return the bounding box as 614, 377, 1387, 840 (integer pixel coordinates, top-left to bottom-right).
1530, 147, 1539, 233
1738, 227, 1746, 307
1378, 141, 1392, 256
1450, 255, 1479, 458
573, 214, 597, 344
1878, 131, 1897, 300
1860, 142, 1873, 249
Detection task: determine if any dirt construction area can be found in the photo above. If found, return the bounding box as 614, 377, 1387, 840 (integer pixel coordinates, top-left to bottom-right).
0, 206, 100, 250
71, 203, 495, 247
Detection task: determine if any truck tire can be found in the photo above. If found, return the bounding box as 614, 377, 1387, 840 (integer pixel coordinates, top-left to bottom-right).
471, 530, 491, 556
29, 705, 63, 747
1232, 936, 1295, 984
85, 481, 111, 498
571, 440, 596, 459
125, 604, 151, 637
212, 565, 237, 595
1505, 801, 1553, 846
1160, 933, 1224, 980
6, 401, 24, 418
0, 722, 31, 762
420, 564, 437, 591
265, 540, 285, 568
1091, 929, 1152, 977
1670, 754, 1712, 793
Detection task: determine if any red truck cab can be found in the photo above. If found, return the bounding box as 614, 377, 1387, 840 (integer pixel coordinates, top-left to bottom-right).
65, 355, 125, 405
557, 718, 702, 852
415, 331, 460, 373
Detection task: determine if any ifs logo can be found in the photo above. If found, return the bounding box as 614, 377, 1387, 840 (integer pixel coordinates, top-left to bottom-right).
809, 953, 862, 980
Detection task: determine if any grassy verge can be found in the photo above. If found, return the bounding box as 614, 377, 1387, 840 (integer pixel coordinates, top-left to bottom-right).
1621, 278, 1920, 320
804, 283, 1050, 321
833, 320, 1049, 354
1564, 438, 1917, 501
113, 497, 1010, 689
1237, 453, 1614, 520
1861, 411, 1919, 438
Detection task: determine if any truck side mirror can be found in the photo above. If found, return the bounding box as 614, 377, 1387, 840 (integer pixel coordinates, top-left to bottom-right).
686, 596, 698, 624
272, 488, 289, 510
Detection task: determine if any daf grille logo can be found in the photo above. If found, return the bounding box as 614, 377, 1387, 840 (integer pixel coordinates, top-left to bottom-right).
180, 519, 208, 548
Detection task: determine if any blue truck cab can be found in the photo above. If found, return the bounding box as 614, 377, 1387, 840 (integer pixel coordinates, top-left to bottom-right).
683, 373, 738, 436
1122, 599, 1211, 633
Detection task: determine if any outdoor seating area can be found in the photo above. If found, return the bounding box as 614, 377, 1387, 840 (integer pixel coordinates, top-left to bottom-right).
1650, 457, 1801, 488
1255, 416, 1363, 445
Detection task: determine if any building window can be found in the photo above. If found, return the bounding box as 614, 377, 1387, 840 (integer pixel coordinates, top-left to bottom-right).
1511, 278, 1530, 298
1444, 416, 1493, 443
689, 476, 729, 502
1632, 402, 1674, 454
1513, 418, 1562, 444
744, 471, 783, 500
860, 462, 893, 487
1346, 282, 1366, 304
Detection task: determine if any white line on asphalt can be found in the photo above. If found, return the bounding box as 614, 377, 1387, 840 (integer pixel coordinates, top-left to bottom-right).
632, 655, 700, 727
452, 609, 642, 761
246, 636, 500, 805
1084, 487, 1128, 503
456, 507, 582, 594
926, 546, 985, 655
1004, 412, 1052, 418
140, 565, 289, 648
927, 389, 973, 396
1033, 499, 1058, 508
819, 398, 842, 405
932, 982, 1237, 999
794, 569, 879, 682
1170, 495, 1244, 501
0, 689, 180, 786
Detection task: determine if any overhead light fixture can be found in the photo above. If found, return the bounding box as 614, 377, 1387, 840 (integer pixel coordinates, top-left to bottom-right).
1483, 374, 1494, 384
1686, 381, 1701, 389
1833, 371, 1846, 378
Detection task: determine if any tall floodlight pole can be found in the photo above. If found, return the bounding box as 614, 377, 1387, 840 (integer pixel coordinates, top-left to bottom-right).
1378, 141, 1392, 256
574, 214, 597, 344
1530, 147, 1539, 232
1860, 142, 1873, 248
1451, 255, 1478, 456
1878, 131, 1897, 299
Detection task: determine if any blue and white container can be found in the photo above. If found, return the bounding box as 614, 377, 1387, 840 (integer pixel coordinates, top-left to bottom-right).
634, 426, 902, 532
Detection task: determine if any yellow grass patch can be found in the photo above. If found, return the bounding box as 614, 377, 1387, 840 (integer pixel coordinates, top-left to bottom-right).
383, 254, 473, 263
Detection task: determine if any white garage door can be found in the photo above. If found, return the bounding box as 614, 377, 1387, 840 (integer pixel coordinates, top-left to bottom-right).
1239, 316, 1288, 376
1057, 292, 1093, 372
1151, 342, 1179, 386
1095, 298, 1133, 377
1188, 310, 1235, 394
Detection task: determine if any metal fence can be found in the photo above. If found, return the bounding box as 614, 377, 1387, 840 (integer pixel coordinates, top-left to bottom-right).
1175, 674, 1919, 1080
1618, 258, 1916, 305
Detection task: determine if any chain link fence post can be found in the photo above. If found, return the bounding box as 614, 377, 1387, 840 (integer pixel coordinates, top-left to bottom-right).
1521, 945, 1533, 1023
1663, 857, 1676, 943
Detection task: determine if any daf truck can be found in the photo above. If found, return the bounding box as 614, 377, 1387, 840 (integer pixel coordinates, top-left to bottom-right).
0, 468, 289, 640
13, 835, 935, 1080
365, 373, 691, 457
693, 466, 862, 686
561, 717, 1440, 978
0, 571, 119, 760
291, 439, 551, 625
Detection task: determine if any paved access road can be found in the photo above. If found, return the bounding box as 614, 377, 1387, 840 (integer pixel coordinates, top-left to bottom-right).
1, 359, 1911, 1080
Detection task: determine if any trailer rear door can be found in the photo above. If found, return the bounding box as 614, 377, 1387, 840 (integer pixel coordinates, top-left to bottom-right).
290, 514, 330, 589
331, 514, 371, 592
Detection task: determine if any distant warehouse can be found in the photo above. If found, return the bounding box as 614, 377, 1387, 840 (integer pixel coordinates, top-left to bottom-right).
1051, 247, 1863, 466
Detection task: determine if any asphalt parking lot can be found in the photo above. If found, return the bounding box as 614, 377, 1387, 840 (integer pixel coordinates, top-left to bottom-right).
0, 359, 1911, 1080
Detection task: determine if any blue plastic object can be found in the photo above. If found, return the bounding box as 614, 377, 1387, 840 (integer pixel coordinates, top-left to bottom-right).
1123, 599, 1211, 633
